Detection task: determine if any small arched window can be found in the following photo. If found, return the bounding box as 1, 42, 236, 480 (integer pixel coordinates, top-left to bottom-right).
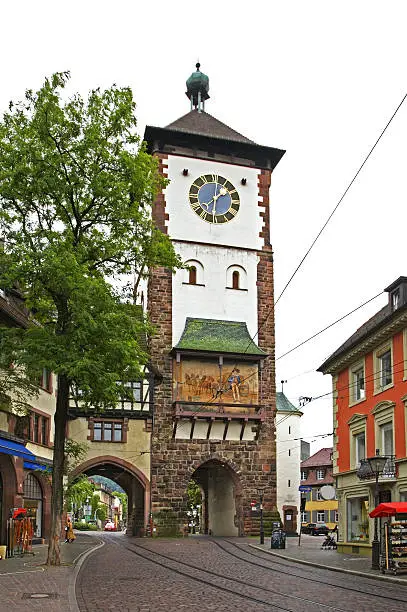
232, 270, 240, 290
184, 260, 204, 285
189, 266, 197, 285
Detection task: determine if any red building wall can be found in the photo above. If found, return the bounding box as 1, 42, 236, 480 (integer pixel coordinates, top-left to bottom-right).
336, 330, 407, 473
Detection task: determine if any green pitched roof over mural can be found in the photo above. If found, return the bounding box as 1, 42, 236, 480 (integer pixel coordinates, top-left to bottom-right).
174, 318, 266, 356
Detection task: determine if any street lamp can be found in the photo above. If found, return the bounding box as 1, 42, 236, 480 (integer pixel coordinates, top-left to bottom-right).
257, 489, 265, 545
366, 449, 388, 570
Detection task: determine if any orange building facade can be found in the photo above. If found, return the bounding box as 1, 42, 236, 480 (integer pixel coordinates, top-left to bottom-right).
319, 277, 407, 555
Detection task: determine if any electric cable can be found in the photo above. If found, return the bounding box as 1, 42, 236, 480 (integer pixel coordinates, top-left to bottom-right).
301, 358, 407, 406
277, 431, 334, 444
276, 291, 384, 360
226, 91, 407, 373
274, 92, 407, 306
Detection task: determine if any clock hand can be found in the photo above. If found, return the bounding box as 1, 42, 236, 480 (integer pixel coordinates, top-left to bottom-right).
201, 199, 213, 210
212, 187, 228, 214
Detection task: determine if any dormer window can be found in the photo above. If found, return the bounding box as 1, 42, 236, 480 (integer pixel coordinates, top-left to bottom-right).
384, 276, 407, 310
391, 290, 400, 311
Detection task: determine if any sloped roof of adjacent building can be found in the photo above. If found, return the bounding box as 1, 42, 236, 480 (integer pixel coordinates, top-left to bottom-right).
174, 318, 266, 356
318, 277, 407, 373
318, 305, 391, 372
301, 447, 333, 468
276, 392, 302, 414
0, 289, 30, 328
165, 110, 255, 144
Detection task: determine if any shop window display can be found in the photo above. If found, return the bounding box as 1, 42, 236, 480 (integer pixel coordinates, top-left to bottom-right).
23, 473, 43, 538
347, 497, 370, 542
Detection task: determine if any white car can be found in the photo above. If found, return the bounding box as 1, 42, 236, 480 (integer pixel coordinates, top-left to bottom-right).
104, 521, 116, 531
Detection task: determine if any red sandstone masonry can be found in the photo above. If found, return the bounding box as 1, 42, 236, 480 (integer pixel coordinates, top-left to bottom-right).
153, 154, 169, 234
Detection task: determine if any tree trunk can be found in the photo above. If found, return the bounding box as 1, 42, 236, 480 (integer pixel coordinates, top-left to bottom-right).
46, 373, 69, 566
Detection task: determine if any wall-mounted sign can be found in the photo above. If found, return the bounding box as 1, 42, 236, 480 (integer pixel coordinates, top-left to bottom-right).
319, 485, 335, 500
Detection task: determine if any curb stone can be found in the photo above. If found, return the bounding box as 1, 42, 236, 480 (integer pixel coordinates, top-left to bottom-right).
68, 538, 105, 612
249, 545, 407, 586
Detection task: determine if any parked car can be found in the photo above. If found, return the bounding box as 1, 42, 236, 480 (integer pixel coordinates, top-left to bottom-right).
301, 522, 330, 536
104, 521, 116, 531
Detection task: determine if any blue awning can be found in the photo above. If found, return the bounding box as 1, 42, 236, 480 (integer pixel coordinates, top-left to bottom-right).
23, 460, 48, 472
0, 437, 35, 461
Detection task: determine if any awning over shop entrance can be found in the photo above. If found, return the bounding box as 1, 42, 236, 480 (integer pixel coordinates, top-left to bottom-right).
0, 436, 50, 471
0, 437, 35, 461
23, 460, 49, 471
369, 502, 407, 518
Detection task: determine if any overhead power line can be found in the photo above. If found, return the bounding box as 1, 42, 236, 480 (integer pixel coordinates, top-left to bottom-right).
276, 290, 384, 360
299, 358, 407, 406
277, 431, 333, 444
274, 92, 407, 307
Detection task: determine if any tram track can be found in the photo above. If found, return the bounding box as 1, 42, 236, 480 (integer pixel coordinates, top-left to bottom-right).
119, 538, 401, 612
213, 538, 407, 604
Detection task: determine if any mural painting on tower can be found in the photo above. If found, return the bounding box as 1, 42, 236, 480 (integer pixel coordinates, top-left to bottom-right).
173, 359, 259, 406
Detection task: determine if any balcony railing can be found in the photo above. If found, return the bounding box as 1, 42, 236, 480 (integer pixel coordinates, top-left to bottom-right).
173, 400, 264, 420
356, 455, 397, 480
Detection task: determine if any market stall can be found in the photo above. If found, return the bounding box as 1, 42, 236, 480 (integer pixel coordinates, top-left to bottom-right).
369, 502, 407, 575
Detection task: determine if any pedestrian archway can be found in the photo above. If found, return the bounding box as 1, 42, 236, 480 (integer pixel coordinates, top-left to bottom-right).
190, 459, 239, 536
71, 456, 148, 536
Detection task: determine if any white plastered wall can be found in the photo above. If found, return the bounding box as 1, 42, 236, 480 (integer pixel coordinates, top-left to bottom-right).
172, 242, 259, 344
165, 156, 263, 250
276, 412, 302, 522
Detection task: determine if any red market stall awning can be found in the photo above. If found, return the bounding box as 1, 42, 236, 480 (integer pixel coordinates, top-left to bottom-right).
369, 502, 407, 518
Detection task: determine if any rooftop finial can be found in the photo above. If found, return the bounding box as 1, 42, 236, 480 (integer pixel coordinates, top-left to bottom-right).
186, 63, 209, 113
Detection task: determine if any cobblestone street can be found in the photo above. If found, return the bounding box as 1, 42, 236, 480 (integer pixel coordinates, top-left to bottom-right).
76, 533, 407, 612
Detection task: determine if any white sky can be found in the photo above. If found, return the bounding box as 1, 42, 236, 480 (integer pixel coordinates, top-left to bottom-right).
2, 0, 406, 455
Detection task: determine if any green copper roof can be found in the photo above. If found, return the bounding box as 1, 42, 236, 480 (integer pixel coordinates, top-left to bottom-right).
175, 318, 266, 356
276, 392, 301, 413
186, 63, 209, 103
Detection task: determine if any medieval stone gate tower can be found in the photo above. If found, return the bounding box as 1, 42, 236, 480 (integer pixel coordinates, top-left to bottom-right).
144, 65, 285, 536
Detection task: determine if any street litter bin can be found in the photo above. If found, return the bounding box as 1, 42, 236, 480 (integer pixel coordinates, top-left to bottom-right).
270, 528, 286, 549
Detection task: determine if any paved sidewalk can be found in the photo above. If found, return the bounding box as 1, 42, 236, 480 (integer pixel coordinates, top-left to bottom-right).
251, 534, 407, 583
0, 532, 102, 611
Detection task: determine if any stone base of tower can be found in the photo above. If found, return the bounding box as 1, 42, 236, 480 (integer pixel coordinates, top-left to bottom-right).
150, 444, 277, 538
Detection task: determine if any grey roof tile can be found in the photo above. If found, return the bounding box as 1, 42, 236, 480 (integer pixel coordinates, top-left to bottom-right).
165, 110, 255, 144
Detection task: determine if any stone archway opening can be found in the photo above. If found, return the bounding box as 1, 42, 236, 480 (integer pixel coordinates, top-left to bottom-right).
72, 458, 148, 537
190, 459, 239, 537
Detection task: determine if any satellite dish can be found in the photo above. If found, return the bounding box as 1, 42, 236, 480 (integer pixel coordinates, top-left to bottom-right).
319, 485, 335, 500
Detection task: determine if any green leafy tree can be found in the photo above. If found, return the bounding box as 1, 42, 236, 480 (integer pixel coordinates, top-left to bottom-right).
187, 479, 202, 509
91, 493, 101, 517
65, 476, 94, 520
96, 503, 107, 523
0, 72, 182, 565
0, 335, 39, 414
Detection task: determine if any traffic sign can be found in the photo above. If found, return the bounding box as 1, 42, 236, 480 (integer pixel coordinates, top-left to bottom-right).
299, 486, 311, 492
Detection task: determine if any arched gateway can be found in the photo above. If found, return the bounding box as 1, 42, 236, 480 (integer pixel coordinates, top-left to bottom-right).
190, 459, 240, 536
72, 456, 148, 536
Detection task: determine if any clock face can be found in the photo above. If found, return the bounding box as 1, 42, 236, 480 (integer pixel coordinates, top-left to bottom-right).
189, 174, 240, 224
